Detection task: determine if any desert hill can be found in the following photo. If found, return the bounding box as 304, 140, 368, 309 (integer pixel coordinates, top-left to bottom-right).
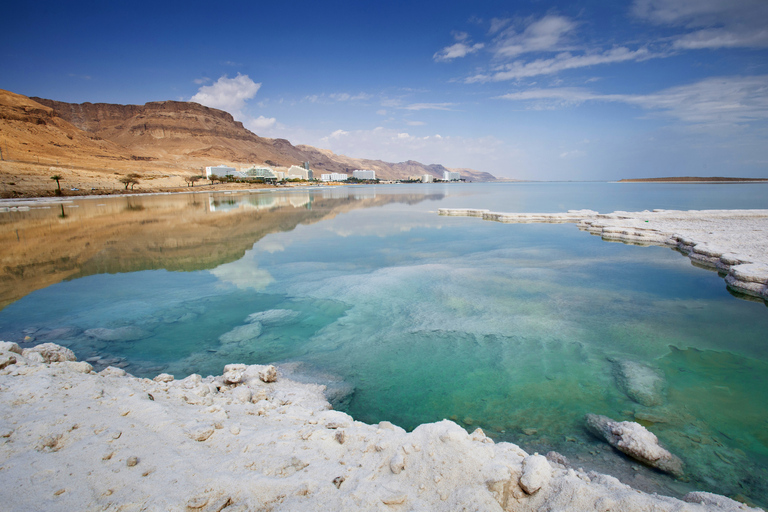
0, 89, 495, 191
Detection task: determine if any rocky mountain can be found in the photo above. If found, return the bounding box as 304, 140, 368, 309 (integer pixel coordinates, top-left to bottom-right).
28, 93, 496, 181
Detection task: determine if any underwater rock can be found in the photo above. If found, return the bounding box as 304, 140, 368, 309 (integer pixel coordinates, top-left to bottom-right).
35, 327, 82, 341
218, 322, 262, 344
245, 309, 300, 326
84, 326, 152, 342
585, 414, 684, 477
612, 359, 665, 407
22, 343, 76, 363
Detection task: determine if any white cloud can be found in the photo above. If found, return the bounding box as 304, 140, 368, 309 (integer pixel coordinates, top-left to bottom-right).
190, 73, 262, 116
633, 0, 768, 49
433, 31, 485, 62
193, 77, 210, 85
493, 15, 577, 59
376, 109, 388, 115
246, 116, 277, 131
497, 75, 768, 126
467, 47, 653, 83
403, 102, 457, 111
406, 120, 426, 126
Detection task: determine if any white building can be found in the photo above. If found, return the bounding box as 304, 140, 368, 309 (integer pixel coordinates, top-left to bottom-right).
320, 172, 349, 182
352, 169, 376, 180
421, 174, 434, 183
205, 165, 237, 178
286, 165, 312, 180
443, 171, 461, 181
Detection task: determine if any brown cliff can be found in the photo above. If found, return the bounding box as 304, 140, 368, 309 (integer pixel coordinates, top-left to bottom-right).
1, 89, 496, 197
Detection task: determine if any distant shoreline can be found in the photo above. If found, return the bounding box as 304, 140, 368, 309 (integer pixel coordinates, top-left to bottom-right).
618, 177, 768, 183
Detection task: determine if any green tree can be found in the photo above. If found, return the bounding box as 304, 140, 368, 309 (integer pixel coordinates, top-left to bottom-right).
50, 175, 63, 195
119, 173, 141, 190
185, 175, 203, 187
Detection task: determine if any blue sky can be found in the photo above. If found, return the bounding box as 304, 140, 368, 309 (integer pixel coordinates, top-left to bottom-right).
3, 0, 768, 180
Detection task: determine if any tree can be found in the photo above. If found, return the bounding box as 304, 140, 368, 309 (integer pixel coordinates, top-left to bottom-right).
50, 175, 62, 195
185, 175, 203, 187
119, 173, 141, 190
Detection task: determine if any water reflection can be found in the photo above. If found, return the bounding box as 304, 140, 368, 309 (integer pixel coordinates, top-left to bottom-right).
0, 189, 444, 309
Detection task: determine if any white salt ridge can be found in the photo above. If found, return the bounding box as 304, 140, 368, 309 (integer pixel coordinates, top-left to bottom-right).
0, 342, 760, 511
438, 208, 768, 301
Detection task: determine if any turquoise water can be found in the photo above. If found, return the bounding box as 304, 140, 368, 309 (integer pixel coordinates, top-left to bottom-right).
1, 183, 767, 504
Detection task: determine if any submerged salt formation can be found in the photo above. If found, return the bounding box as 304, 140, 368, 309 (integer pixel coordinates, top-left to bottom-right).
438, 208, 768, 302
0, 341, 761, 511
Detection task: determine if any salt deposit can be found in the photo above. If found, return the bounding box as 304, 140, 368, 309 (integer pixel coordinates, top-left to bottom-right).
0, 342, 761, 511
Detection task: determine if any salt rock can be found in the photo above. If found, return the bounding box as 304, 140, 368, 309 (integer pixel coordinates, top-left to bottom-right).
52, 361, 93, 374
684, 491, 756, 511
258, 365, 277, 383
22, 343, 76, 363
232, 386, 252, 403
612, 359, 665, 407
586, 414, 684, 477
223, 364, 246, 384
84, 326, 151, 342
0, 354, 17, 370
389, 451, 406, 474
218, 323, 262, 344
519, 454, 551, 494
153, 373, 174, 383
0, 342, 22, 354
99, 366, 127, 377
179, 374, 203, 389
246, 309, 299, 325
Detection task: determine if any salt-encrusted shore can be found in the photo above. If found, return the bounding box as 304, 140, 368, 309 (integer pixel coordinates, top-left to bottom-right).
438, 208, 768, 302
0, 342, 761, 511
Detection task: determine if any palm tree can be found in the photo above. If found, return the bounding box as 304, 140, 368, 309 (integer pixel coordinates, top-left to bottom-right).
50, 175, 62, 192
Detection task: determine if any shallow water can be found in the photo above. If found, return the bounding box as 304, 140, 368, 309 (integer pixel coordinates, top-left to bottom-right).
1, 183, 767, 504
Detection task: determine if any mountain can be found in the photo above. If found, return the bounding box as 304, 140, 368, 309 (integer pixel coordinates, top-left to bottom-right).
23, 92, 496, 182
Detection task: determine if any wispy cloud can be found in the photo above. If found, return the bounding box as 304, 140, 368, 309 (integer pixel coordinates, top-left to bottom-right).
433, 31, 485, 62
492, 15, 577, 59
633, 0, 768, 49
403, 102, 457, 111
497, 75, 768, 126
466, 47, 654, 83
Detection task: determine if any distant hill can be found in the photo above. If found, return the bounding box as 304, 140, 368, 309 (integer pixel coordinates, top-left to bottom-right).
618, 177, 768, 183
24, 92, 496, 182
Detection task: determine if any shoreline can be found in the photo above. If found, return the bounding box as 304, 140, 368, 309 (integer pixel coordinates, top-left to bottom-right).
0, 343, 761, 511
438, 208, 768, 303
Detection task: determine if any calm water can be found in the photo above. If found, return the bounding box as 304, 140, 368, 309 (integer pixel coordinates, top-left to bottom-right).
1, 182, 767, 504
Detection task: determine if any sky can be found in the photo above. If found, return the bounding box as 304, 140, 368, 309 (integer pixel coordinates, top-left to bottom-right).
2, 0, 768, 180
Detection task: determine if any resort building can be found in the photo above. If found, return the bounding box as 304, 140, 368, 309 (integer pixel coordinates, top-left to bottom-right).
205, 165, 237, 178
241, 166, 278, 181
443, 171, 461, 181
286, 165, 312, 180
320, 172, 349, 182
421, 174, 434, 183
352, 169, 376, 180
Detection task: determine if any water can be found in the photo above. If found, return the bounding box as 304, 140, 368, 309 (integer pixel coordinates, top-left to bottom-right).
1, 183, 767, 504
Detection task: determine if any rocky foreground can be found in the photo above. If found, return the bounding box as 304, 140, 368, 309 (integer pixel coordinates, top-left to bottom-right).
438, 208, 768, 302
0, 342, 760, 511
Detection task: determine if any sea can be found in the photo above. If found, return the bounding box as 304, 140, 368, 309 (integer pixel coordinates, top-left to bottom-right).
1, 182, 767, 505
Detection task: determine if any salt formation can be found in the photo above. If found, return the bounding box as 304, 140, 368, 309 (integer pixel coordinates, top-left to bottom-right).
611, 359, 666, 407
0, 342, 760, 511
438, 208, 768, 302
585, 413, 685, 477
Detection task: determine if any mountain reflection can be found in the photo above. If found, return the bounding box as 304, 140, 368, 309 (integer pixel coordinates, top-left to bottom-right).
0, 188, 444, 309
